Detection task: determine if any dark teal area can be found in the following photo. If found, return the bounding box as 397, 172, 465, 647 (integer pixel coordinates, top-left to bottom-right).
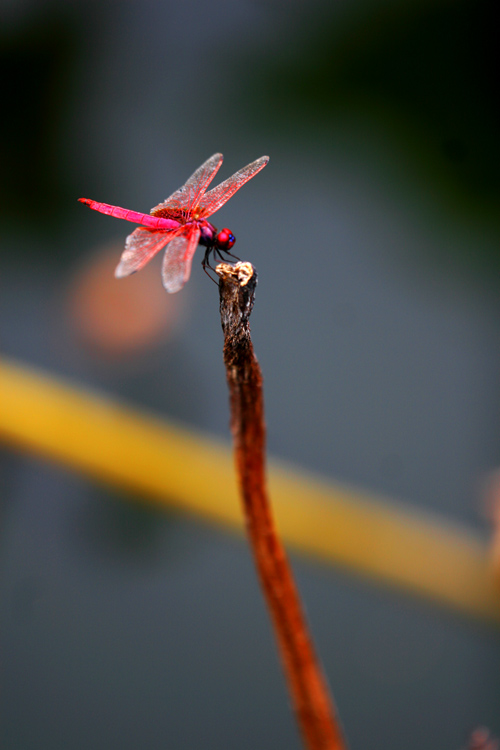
244, 1, 499, 219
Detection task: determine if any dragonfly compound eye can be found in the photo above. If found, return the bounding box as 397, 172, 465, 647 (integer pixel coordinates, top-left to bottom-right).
217, 228, 236, 251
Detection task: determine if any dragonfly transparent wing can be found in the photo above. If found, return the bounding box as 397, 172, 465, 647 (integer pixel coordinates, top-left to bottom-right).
162, 224, 201, 293
115, 227, 182, 278
197, 156, 269, 218
151, 154, 224, 218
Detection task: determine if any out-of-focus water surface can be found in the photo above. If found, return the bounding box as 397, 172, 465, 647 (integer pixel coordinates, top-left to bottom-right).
1, 1, 500, 748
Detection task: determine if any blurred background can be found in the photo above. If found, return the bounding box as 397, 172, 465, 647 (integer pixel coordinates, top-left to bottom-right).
1, 0, 500, 747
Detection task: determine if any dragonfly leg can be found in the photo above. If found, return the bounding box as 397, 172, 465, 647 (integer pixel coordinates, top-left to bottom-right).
202, 247, 219, 285
201, 246, 242, 285
221, 248, 240, 263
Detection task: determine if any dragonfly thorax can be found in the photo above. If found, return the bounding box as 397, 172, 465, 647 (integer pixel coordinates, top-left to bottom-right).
198, 220, 217, 246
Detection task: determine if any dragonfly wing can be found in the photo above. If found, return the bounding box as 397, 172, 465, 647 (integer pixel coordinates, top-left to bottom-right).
115, 227, 181, 278
162, 224, 201, 293
197, 155, 269, 218
151, 154, 224, 218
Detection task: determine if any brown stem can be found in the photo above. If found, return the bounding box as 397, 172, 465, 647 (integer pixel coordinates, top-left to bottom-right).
216, 261, 347, 750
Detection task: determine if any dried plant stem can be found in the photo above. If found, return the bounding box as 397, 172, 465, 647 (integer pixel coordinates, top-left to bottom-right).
216, 261, 347, 750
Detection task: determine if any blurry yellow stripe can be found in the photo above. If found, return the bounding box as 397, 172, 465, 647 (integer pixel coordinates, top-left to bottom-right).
1, 357, 499, 624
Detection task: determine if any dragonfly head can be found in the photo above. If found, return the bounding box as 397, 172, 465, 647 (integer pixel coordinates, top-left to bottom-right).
215, 228, 236, 252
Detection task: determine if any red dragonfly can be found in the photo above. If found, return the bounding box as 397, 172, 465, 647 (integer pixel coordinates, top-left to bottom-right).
79, 153, 268, 293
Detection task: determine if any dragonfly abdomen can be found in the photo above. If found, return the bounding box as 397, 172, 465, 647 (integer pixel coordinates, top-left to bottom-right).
78, 199, 180, 231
